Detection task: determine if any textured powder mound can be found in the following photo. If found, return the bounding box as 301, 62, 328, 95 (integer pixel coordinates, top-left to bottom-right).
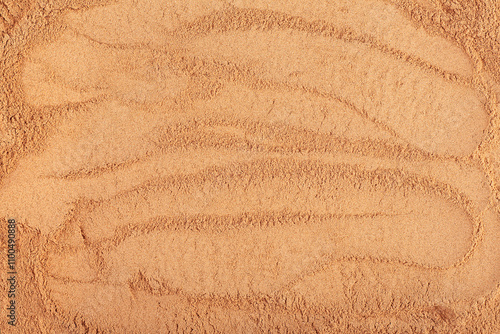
1, 0, 500, 333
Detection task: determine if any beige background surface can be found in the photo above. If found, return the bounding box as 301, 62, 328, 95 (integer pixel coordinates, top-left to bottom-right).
1, 0, 500, 332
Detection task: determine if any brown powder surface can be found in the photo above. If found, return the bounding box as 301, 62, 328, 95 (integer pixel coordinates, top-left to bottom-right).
1, 0, 500, 333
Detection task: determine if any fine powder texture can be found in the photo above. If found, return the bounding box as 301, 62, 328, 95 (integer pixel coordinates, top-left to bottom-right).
1, 0, 500, 333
